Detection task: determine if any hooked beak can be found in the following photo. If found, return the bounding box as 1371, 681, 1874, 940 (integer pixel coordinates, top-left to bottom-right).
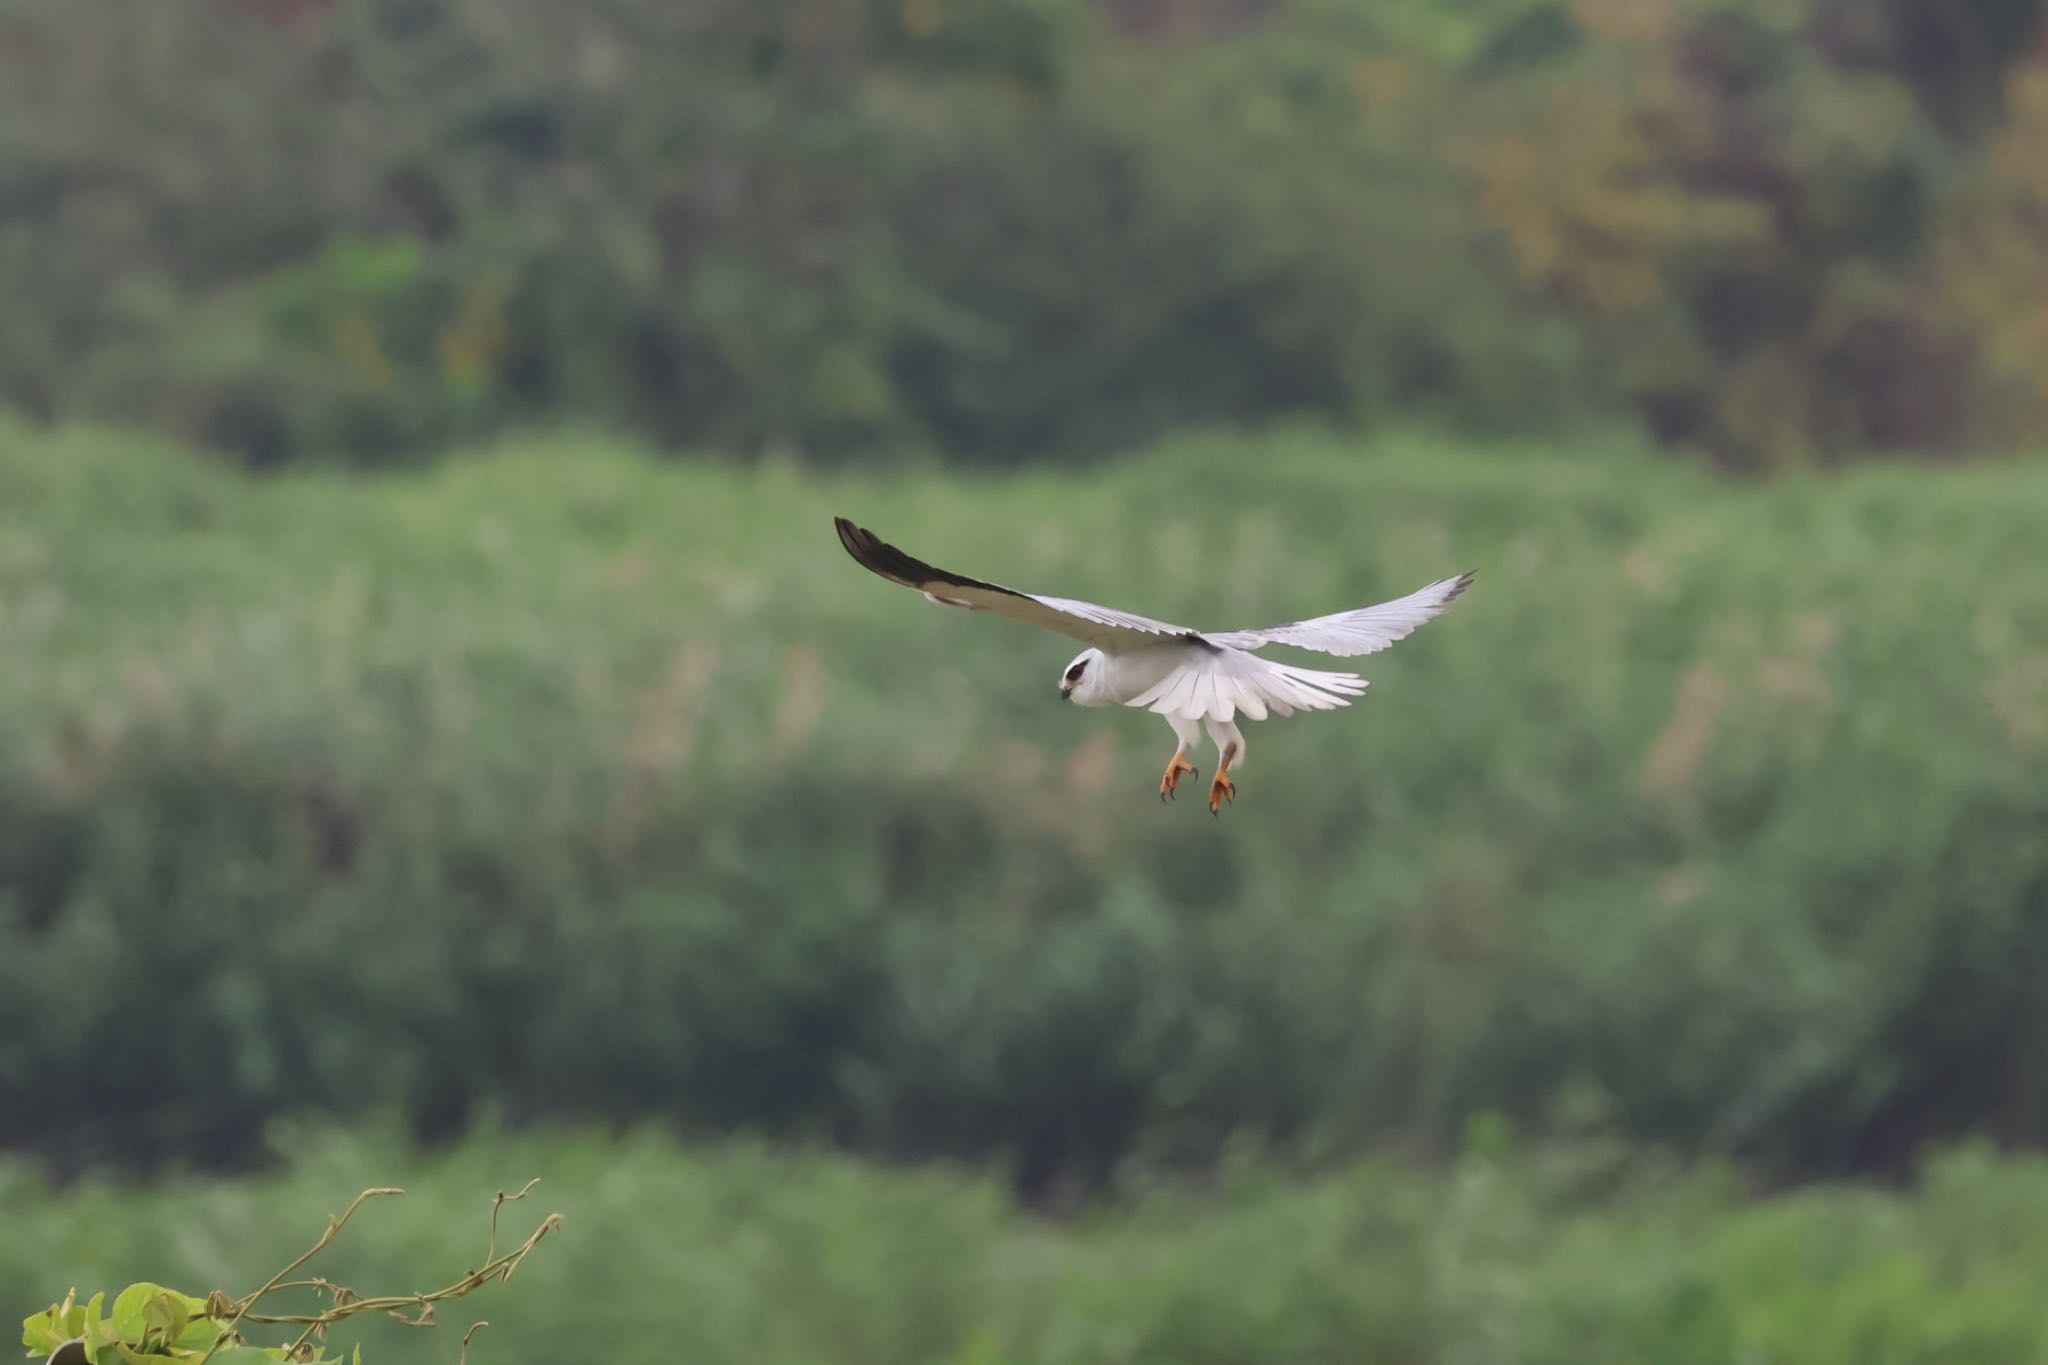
1058, 687, 1071, 702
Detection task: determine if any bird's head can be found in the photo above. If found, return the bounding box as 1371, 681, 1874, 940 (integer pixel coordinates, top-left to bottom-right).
1059, 648, 1107, 705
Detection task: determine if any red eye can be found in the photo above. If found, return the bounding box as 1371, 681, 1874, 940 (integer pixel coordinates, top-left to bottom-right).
1066, 664, 1085, 682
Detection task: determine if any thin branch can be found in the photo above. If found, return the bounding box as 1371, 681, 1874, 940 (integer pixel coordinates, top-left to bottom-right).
485, 1179, 542, 1268
198, 1188, 405, 1365
266, 1203, 563, 1355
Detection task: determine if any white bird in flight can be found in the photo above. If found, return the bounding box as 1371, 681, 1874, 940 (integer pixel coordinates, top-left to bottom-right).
836, 517, 1473, 814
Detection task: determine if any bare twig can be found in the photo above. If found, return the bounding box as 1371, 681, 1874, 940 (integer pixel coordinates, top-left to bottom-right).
198, 1188, 404, 1364
485, 1179, 542, 1268
265, 1197, 562, 1356
193, 1181, 559, 1365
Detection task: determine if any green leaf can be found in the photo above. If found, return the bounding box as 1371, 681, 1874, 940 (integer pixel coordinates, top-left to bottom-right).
23, 1305, 66, 1352
143, 1294, 181, 1343
174, 1312, 225, 1351
60, 1293, 89, 1340
75, 1295, 108, 1355
108, 1285, 149, 1339
110, 1284, 170, 1341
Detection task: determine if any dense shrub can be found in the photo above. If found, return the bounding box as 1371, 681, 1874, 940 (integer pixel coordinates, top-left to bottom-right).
13, 1126, 2048, 1365
2, 421, 2045, 1186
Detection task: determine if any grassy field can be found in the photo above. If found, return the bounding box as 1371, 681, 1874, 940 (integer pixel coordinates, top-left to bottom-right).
3, 419, 2047, 1186
11, 1125, 2048, 1365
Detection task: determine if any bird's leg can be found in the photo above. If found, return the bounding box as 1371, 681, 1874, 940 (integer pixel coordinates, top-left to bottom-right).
1208, 741, 1238, 815
1158, 747, 1198, 802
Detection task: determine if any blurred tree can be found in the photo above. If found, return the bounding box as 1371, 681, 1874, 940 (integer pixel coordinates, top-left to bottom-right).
1928, 40, 2048, 440
1, 0, 2047, 467
1468, 0, 2046, 467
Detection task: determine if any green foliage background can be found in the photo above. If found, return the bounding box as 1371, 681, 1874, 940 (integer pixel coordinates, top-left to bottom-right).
6, 0, 2048, 469
6, 1, 2048, 1350
4, 420, 2045, 1192
15, 1126, 2048, 1365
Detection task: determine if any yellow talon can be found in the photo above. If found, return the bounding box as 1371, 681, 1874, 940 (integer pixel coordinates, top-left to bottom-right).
1159, 752, 1198, 802
1207, 741, 1239, 815
1207, 772, 1235, 814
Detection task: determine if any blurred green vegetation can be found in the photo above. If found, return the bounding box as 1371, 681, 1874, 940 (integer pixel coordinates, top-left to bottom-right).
4, 0, 2048, 470
6, 1, 2043, 1347
3, 420, 2045, 1190
14, 1125, 2048, 1365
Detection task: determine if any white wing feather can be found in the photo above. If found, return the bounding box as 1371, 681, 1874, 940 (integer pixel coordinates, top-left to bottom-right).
1208, 572, 1476, 657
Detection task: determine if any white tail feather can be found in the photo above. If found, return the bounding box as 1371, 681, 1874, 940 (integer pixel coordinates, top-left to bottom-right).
1127, 652, 1366, 722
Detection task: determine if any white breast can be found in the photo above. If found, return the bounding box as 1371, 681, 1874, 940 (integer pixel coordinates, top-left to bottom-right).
1099, 643, 1203, 705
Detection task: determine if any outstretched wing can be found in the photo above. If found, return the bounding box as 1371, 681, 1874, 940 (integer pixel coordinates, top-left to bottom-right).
1207, 571, 1475, 658
835, 517, 1205, 652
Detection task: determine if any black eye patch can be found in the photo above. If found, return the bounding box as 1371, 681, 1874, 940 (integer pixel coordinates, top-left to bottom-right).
1065, 664, 1085, 682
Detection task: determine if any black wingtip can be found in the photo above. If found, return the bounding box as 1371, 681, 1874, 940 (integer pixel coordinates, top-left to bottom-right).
833, 515, 1020, 601
1444, 569, 1477, 602
835, 515, 884, 572
836, 515, 910, 585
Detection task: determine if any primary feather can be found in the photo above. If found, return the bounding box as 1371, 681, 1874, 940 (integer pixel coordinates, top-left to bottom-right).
1207, 572, 1476, 657
834, 517, 1203, 651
